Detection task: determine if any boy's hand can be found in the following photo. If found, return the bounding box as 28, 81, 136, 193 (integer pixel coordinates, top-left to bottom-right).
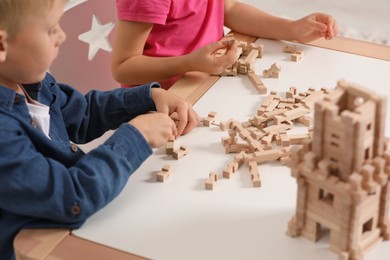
186, 40, 238, 75
291, 13, 339, 43
129, 112, 177, 148
151, 88, 200, 137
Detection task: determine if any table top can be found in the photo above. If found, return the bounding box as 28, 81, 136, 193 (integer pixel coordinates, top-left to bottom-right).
14, 35, 390, 260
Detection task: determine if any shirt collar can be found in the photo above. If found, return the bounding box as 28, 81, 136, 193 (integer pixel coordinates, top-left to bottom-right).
0, 81, 43, 111
0, 85, 25, 111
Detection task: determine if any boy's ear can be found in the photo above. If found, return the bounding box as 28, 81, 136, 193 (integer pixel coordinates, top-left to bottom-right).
0, 30, 8, 62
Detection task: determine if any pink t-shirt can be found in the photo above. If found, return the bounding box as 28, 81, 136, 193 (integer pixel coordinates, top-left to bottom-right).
116, 0, 225, 88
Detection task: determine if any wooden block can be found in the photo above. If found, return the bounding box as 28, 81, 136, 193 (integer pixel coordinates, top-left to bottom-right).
279, 132, 290, 147
291, 53, 302, 62
247, 70, 267, 94
222, 160, 242, 179
156, 165, 172, 182
166, 136, 175, 155
265, 100, 279, 112
220, 119, 233, 131
263, 63, 281, 78
172, 146, 188, 160
222, 165, 234, 179
251, 43, 264, 58
220, 67, 238, 77
287, 87, 297, 98
248, 161, 261, 187
223, 34, 235, 47
225, 144, 252, 154
244, 49, 259, 65
261, 93, 276, 108
237, 41, 248, 52
203, 111, 217, 127
205, 180, 214, 190
236, 47, 243, 60
252, 176, 261, 187
283, 44, 297, 53
296, 116, 313, 126
263, 124, 292, 135
238, 63, 248, 74
253, 148, 283, 163
205, 172, 218, 190
275, 107, 310, 124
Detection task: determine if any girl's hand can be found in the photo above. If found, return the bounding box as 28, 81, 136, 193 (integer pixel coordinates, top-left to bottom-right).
290, 13, 339, 43
186, 40, 238, 75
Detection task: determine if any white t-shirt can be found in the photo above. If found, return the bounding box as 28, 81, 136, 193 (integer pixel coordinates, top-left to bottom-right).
26, 101, 51, 139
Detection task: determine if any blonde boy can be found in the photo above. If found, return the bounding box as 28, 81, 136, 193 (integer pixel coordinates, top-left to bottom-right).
0, 1, 199, 259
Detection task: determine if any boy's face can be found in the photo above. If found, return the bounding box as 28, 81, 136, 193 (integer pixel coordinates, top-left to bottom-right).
0, 0, 66, 87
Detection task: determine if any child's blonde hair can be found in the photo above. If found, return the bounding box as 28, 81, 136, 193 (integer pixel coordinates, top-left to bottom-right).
0, 0, 66, 40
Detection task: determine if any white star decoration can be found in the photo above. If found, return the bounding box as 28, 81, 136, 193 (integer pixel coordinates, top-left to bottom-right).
78, 14, 115, 61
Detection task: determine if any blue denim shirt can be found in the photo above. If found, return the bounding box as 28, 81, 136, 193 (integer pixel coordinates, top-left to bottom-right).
0, 73, 157, 259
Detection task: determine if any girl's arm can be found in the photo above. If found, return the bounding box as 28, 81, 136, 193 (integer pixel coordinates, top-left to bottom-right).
111, 20, 237, 86
224, 0, 338, 43
111, 20, 190, 86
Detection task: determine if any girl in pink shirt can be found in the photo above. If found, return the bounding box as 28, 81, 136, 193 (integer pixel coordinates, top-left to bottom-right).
113, 0, 338, 89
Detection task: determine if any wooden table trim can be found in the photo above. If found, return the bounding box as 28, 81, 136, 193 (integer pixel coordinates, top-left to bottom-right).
309, 37, 390, 62
14, 229, 70, 260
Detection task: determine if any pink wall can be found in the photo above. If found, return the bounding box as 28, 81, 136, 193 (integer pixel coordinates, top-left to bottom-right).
50, 0, 119, 94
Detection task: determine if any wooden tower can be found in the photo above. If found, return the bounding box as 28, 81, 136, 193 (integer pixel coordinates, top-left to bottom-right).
286, 80, 390, 260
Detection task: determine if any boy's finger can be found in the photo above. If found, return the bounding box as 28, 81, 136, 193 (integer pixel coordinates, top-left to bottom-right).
174, 108, 188, 136
181, 109, 200, 135
171, 119, 178, 138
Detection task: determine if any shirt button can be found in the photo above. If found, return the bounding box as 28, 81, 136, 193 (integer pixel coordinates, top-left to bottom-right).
70, 144, 78, 153
71, 204, 81, 216
14, 95, 21, 103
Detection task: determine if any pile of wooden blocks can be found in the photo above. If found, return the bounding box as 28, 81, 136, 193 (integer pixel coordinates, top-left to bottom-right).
205, 86, 332, 189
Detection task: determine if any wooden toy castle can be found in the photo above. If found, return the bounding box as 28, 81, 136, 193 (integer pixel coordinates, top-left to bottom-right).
286, 80, 390, 260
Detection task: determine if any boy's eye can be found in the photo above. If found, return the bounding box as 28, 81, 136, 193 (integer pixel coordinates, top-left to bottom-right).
49, 25, 59, 34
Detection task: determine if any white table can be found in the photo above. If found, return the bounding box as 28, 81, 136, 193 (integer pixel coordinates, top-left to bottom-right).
71, 38, 390, 260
